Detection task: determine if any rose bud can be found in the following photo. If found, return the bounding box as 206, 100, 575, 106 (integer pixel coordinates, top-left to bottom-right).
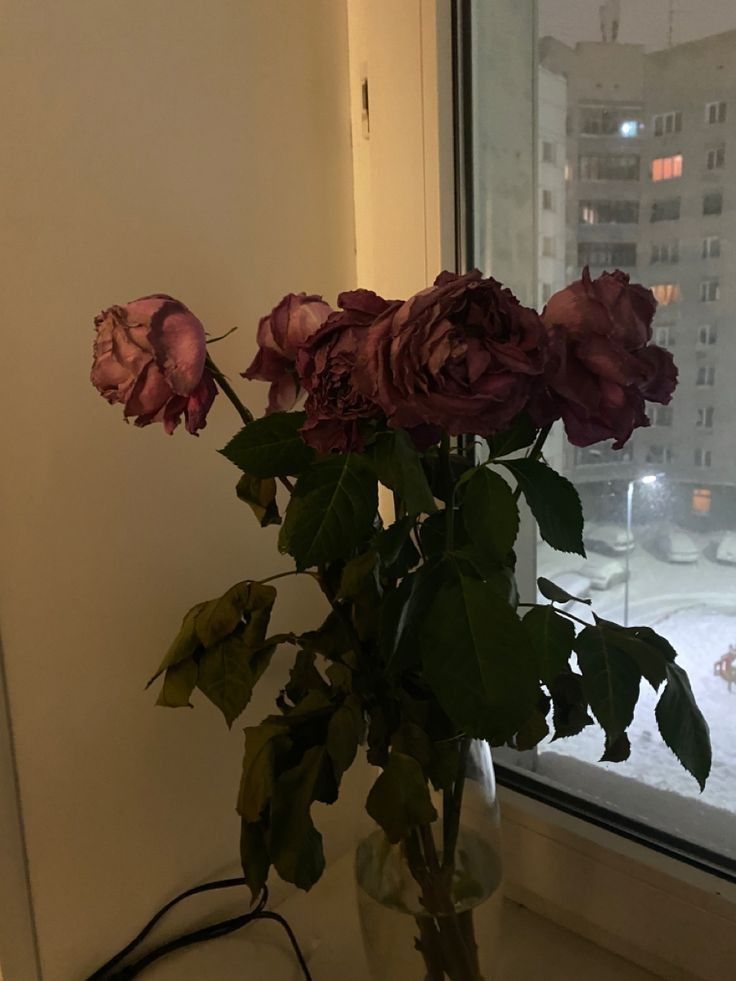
242, 292, 332, 413
91, 294, 217, 435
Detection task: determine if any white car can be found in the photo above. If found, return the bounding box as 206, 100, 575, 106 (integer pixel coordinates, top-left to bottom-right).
715, 532, 736, 565
655, 528, 700, 564
577, 558, 628, 590
584, 523, 636, 555
537, 571, 592, 611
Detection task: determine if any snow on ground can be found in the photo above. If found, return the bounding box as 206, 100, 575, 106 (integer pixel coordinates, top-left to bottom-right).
537, 535, 736, 817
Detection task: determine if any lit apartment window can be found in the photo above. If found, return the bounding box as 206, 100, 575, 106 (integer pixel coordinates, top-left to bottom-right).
579, 106, 641, 136
697, 364, 716, 386
702, 235, 721, 258
651, 155, 682, 181
651, 405, 673, 426
542, 141, 556, 164
694, 447, 713, 468
706, 145, 726, 170
700, 279, 720, 302
650, 198, 680, 222
651, 241, 679, 263
703, 191, 723, 215
653, 110, 682, 135
654, 325, 673, 347
564, 162, 572, 182
696, 407, 715, 428
542, 189, 554, 211
651, 283, 681, 305
698, 324, 717, 346
578, 242, 636, 267
575, 444, 633, 465
579, 154, 640, 181
578, 199, 639, 224
646, 444, 674, 464
705, 100, 727, 124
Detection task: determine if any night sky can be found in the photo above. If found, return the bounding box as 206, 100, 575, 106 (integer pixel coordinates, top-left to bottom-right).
540, 0, 736, 50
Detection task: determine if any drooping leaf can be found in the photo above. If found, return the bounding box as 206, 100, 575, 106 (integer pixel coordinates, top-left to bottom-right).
382, 559, 447, 673
655, 663, 711, 791
237, 724, 288, 823
548, 672, 593, 740
155, 658, 198, 708
283, 650, 329, 705
574, 625, 641, 741
392, 721, 432, 768
365, 752, 438, 844
500, 459, 585, 556
240, 820, 270, 901
515, 697, 551, 751
461, 466, 519, 562
368, 430, 437, 516
523, 605, 575, 684
419, 510, 468, 558
269, 746, 328, 890
537, 576, 591, 606
326, 700, 362, 778
219, 412, 315, 477
338, 551, 377, 600
421, 571, 539, 742
300, 611, 354, 661
486, 414, 537, 459
147, 602, 207, 685
279, 454, 378, 569
196, 631, 275, 727
594, 618, 668, 690
236, 473, 281, 527
601, 731, 631, 763
374, 517, 420, 579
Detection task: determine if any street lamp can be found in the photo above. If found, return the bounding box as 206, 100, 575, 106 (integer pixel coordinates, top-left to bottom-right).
624, 473, 663, 626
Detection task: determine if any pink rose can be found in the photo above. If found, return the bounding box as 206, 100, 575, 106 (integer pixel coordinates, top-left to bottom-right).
297, 290, 394, 453
358, 270, 548, 437
242, 292, 332, 413
91, 294, 217, 435
536, 269, 677, 448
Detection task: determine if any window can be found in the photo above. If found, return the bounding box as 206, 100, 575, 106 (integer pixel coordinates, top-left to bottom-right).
694, 447, 713, 468
700, 279, 720, 302
579, 153, 640, 181
650, 240, 679, 264
542, 140, 556, 164
697, 364, 716, 386
703, 191, 723, 215
578, 199, 639, 224
646, 444, 674, 464
651, 283, 681, 305
574, 444, 633, 465
578, 242, 636, 267
542, 188, 554, 211
651, 154, 682, 181
542, 236, 555, 257
705, 100, 727, 124
654, 325, 673, 347
696, 406, 715, 428
653, 110, 682, 135
702, 235, 721, 258
698, 324, 717, 346
579, 105, 642, 136
651, 405, 673, 426
650, 198, 680, 222
693, 487, 712, 514
706, 145, 725, 169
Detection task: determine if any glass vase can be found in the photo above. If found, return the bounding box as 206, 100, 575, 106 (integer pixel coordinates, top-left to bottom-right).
355, 740, 503, 981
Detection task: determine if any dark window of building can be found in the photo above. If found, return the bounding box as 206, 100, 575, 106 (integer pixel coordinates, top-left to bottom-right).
651, 198, 680, 222
697, 364, 716, 386
703, 191, 723, 215
579, 154, 640, 181
700, 279, 720, 302
696, 407, 715, 428
707, 145, 726, 169
698, 324, 717, 346
651, 241, 679, 263
575, 444, 633, 465
702, 236, 721, 259
578, 242, 637, 267
646, 445, 674, 464
542, 189, 554, 211
579, 106, 642, 136
651, 405, 673, 426
705, 101, 727, 125
542, 141, 556, 164
694, 447, 713, 468
578, 200, 639, 224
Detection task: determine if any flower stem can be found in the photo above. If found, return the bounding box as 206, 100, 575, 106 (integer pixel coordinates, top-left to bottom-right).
258, 570, 319, 586
512, 423, 552, 502
206, 353, 253, 426
442, 738, 470, 872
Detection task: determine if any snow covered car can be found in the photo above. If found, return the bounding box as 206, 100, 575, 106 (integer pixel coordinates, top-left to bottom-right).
715, 532, 736, 564
577, 558, 628, 590
584, 523, 636, 555
655, 528, 700, 563
537, 571, 592, 610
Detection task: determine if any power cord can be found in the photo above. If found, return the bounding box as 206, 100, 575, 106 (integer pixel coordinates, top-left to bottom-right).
85, 877, 313, 980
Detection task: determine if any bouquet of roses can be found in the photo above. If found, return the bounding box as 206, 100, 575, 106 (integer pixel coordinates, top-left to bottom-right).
91, 269, 708, 980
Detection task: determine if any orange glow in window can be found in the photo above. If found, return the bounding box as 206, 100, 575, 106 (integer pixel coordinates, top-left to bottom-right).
692, 488, 711, 514
652, 155, 683, 181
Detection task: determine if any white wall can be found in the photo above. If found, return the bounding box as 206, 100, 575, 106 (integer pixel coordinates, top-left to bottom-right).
0, 2, 355, 978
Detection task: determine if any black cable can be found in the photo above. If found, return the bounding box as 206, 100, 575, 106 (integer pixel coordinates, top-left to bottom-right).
85, 878, 313, 981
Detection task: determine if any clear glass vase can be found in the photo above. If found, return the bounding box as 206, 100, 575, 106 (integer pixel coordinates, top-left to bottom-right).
355, 740, 503, 981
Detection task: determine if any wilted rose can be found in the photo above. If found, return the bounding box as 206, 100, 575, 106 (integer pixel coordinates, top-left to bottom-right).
242, 292, 332, 412
536, 269, 677, 448
91, 294, 217, 435
297, 290, 394, 453
357, 270, 548, 437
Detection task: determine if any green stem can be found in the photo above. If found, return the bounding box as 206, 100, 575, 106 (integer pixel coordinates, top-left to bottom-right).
442, 738, 471, 872
512, 423, 552, 502
258, 570, 319, 586
206, 353, 254, 426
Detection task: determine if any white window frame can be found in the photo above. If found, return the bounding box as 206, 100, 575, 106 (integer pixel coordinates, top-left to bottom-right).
706, 144, 725, 169
705, 100, 727, 124
696, 406, 715, 429
700, 278, 720, 302
347, 5, 736, 976
702, 235, 721, 258
698, 323, 717, 346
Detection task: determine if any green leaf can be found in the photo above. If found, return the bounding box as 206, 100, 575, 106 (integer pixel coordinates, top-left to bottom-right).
655, 663, 711, 791
155, 658, 198, 708
326, 702, 361, 778
369, 430, 437, 516
240, 820, 270, 901
461, 467, 519, 562
419, 510, 468, 558
548, 672, 593, 740
537, 576, 591, 607
574, 625, 640, 741
219, 412, 315, 477
421, 571, 539, 741
594, 618, 668, 690
523, 605, 575, 684
375, 517, 419, 579
269, 746, 328, 889
601, 731, 631, 763
427, 740, 460, 792
392, 721, 432, 768
515, 701, 550, 751
196, 631, 275, 727
500, 459, 585, 556
236, 473, 281, 527
366, 752, 438, 844
237, 724, 288, 822
194, 581, 277, 650
486, 414, 537, 459
147, 602, 207, 685
279, 454, 378, 569
338, 551, 377, 600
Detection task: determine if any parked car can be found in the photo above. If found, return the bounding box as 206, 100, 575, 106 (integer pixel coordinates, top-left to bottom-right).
576, 558, 628, 590
715, 532, 736, 565
537, 571, 592, 611
655, 528, 700, 564
584, 523, 636, 555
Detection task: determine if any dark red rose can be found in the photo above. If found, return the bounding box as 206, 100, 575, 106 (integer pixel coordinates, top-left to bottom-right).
357, 270, 548, 437
536, 269, 677, 448
297, 290, 395, 453
91, 295, 217, 435
242, 292, 332, 412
